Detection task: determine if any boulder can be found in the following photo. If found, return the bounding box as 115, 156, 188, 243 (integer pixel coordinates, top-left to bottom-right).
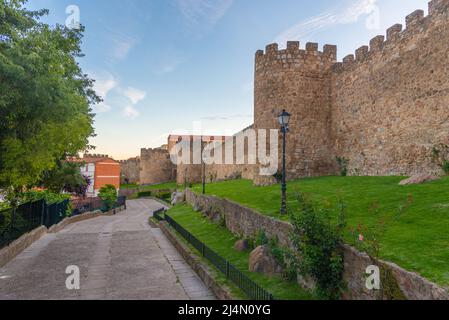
234, 239, 249, 252
399, 174, 439, 186
171, 192, 185, 205
249, 245, 283, 276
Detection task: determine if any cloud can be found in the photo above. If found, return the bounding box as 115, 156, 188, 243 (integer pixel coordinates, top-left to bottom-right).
123, 105, 140, 119
93, 73, 117, 99
158, 60, 184, 74
123, 87, 147, 104
275, 0, 378, 44
177, 0, 233, 34
108, 31, 138, 61
201, 114, 252, 121
92, 72, 118, 113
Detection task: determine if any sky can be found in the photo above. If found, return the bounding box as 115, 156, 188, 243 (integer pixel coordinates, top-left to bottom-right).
27, 0, 429, 160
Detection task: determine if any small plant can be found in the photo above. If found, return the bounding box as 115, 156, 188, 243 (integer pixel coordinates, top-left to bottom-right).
98, 184, 118, 211
268, 237, 298, 281
290, 194, 346, 300
255, 229, 269, 247
431, 144, 449, 175
336, 157, 349, 177
137, 191, 152, 198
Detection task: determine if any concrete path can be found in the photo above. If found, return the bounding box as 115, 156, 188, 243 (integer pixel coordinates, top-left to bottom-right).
0, 199, 215, 300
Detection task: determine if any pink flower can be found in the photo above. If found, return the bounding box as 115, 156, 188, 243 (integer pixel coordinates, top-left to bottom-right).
359, 234, 364, 242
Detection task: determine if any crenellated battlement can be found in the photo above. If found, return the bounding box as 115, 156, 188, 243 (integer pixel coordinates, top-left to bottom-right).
334, 0, 449, 73
255, 41, 337, 74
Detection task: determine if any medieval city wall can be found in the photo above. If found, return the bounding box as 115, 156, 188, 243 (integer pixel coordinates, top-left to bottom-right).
331, 1, 449, 176
140, 148, 176, 185
119, 157, 140, 185
250, 0, 449, 180
166, 0, 449, 185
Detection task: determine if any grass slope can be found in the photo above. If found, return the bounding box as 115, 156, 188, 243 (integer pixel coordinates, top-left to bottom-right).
191, 177, 449, 287
168, 205, 315, 300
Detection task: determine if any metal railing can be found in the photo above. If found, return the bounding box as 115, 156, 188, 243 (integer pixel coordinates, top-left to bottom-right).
72, 196, 126, 216
156, 210, 274, 300
0, 199, 70, 248
1, 196, 127, 249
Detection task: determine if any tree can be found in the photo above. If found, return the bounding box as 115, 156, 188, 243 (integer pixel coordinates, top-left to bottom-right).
40, 161, 90, 197
0, 0, 99, 194
98, 184, 117, 211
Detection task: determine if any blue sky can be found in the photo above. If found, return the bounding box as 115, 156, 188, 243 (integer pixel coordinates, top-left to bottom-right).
28, 0, 429, 159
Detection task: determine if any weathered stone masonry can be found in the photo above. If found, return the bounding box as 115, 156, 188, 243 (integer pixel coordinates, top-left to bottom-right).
196, 0, 449, 185
140, 148, 176, 185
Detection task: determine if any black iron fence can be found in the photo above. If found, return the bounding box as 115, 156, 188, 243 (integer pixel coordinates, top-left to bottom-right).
1, 196, 127, 249
156, 210, 274, 300
0, 199, 70, 248
72, 196, 126, 216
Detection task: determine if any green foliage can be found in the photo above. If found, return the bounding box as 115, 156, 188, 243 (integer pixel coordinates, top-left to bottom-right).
290, 194, 346, 300
98, 185, 117, 211
137, 191, 152, 198
40, 161, 89, 195
255, 229, 269, 247
20, 189, 70, 205
268, 237, 298, 281
431, 144, 449, 175
336, 157, 349, 176
0, 0, 98, 190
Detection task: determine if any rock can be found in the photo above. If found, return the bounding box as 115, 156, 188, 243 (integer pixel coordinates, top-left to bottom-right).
171, 192, 185, 205
249, 245, 283, 276
399, 174, 439, 185
234, 239, 249, 252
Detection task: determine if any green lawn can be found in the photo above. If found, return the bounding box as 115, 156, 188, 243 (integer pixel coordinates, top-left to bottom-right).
191, 177, 449, 287
167, 205, 315, 300
121, 181, 179, 191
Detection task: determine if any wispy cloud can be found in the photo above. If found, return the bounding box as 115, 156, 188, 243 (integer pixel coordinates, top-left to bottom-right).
201, 114, 252, 121
275, 0, 378, 44
123, 105, 140, 119
108, 31, 138, 61
177, 0, 234, 35
92, 72, 118, 113
123, 87, 147, 104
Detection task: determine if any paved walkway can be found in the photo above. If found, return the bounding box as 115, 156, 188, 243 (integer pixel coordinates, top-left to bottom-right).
0, 199, 215, 300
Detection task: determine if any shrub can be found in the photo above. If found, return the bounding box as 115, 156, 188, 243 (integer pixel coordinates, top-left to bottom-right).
98, 185, 118, 211
431, 144, 449, 175
137, 191, 152, 198
290, 194, 346, 300
336, 157, 349, 176
255, 229, 269, 247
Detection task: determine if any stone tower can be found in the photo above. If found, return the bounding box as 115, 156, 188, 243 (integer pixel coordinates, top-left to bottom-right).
254, 41, 338, 180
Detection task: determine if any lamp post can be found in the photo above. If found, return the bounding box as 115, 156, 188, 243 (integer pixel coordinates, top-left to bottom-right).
278, 109, 291, 215
202, 136, 206, 195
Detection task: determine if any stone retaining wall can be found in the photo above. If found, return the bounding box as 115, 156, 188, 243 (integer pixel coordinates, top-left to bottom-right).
185, 189, 449, 300
0, 226, 47, 268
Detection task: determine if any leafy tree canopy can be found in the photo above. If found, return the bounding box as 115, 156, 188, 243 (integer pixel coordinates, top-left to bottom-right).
0, 0, 99, 191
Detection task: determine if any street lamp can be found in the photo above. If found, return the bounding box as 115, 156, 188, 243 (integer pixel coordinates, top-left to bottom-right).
278, 109, 291, 215
201, 136, 206, 195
